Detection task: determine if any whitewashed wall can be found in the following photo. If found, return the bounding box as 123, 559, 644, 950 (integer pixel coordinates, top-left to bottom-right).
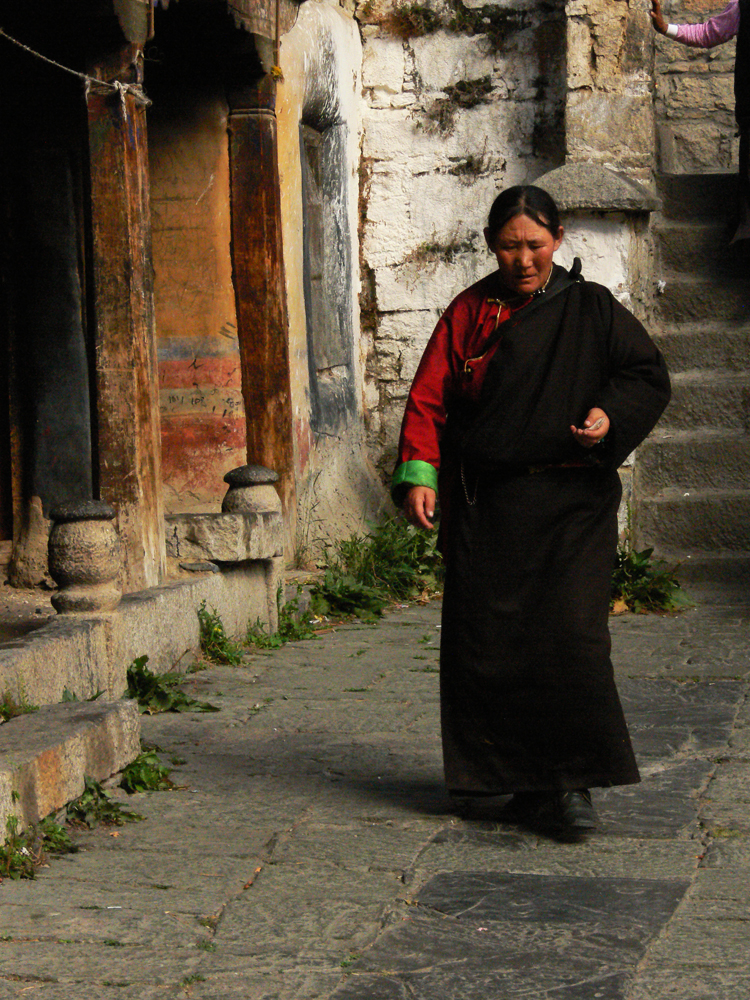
355, 1, 567, 477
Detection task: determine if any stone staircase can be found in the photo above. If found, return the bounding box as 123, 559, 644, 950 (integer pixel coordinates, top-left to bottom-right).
634, 174, 750, 591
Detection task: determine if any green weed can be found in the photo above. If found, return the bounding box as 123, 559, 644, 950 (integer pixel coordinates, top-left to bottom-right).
446, 3, 527, 50
611, 543, 690, 614
246, 587, 317, 649
425, 77, 494, 134
61, 687, 104, 703
405, 234, 476, 264
0, 689, 38, 723
197, 601, 244, 665
126, 656, 219, 715
66, 776, 144, 829
386, 3, 441, 37
119, 751, 175, 793
310, 516, 443, 620
0, 815, 76, 881
37, 817, 75, 855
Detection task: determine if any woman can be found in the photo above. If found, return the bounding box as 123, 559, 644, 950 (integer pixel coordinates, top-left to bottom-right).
651, 0, 749, 242
393, 186, 671, 835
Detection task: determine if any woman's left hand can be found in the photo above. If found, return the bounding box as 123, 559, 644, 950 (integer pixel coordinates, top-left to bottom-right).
570, 408, 610, 448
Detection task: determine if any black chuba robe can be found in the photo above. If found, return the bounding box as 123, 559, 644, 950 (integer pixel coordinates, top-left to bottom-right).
439, 267, 671, 795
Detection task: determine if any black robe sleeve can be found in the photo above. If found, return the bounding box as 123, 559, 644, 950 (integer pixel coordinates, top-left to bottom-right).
592, 288, 671, 469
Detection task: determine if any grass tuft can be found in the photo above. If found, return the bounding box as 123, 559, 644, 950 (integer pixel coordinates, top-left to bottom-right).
611, 542, 690, 614
310, 516, 444, 621
246, 587, 318, 649
197, 601, 244, 665
0, 689, 38, 723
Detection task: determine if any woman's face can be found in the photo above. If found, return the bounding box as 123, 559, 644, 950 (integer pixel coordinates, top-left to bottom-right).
485, 213, 564, 296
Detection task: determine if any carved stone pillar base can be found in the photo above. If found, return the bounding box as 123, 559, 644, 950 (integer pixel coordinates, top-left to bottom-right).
222, 465, 282, 515
48, 501, 122, 614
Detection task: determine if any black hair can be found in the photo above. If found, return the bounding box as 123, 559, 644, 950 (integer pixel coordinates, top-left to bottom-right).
486, 185, 561, 241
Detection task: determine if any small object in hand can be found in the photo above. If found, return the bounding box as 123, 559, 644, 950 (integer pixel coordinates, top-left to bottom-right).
587, 417, 605, 431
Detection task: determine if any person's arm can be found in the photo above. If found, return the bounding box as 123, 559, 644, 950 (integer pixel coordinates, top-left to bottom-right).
651, 0, 740, 47
591, 292, 671, 469
391, 310, 458, 528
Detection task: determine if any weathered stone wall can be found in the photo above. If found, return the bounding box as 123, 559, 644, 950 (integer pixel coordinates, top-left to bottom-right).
654, 0, 738, 173
565, 0, 655, 177
356, 0, 567, 477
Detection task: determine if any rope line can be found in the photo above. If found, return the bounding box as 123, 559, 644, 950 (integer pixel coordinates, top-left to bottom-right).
0, 27, 151, 107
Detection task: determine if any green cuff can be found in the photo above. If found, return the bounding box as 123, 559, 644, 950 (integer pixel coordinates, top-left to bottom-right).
391, 460, 438, 505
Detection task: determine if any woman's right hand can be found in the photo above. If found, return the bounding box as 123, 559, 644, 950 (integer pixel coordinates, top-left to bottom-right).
650, 0, 668, 34
403, 486, 437, 530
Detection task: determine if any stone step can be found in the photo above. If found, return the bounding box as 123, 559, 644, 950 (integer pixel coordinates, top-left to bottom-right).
637, 430, 750, 493
652, 324, 750, 374
653, 276, 749, 325
657, 172, 740, 222
653, 220, 750, 280
636, 489, 750, 553
660, 371, 750, 431
0, 700, 141, 835
644, 549, 750, 591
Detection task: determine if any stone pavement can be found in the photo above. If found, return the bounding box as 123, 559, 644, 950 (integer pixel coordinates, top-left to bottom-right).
1, 592, 749, 999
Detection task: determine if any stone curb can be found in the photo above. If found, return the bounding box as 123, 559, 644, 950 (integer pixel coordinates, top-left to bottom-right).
0, 700, 141, 834
0, 564, 274, 708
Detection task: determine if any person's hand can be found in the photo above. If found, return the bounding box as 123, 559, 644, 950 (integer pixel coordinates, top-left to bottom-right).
403, 486, 437, 530
570, 408, 610, 448
650, 0, 668, 35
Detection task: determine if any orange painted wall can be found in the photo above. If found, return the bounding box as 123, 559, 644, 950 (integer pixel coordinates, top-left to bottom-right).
149, 85, 246, 513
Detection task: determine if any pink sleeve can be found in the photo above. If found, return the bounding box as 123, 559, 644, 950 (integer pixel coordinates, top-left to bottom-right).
675, 0, 740, 47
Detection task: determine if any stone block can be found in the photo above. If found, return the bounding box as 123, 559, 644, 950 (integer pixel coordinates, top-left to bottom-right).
362, 108, 435, 161
661, 74, 736, 115
164, 511, 283, 564
408, 171, 495, 242
376, 310, 436, 344
362, 37, 405, 93
0, 700, 140, 832
0, 614, 117, 706
667, 122, 736, 173
411, 31, 494, 92
365, 169, 410, 225
567, 18, 594, 89
374, 256, 485, 313
364, 220, 423, 269
567, 90, 654, 167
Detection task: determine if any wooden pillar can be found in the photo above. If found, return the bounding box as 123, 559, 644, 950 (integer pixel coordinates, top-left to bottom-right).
227, 81, 296, 524
87, 86, 165, 590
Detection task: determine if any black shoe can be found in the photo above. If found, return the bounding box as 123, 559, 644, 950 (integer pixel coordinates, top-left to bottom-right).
559, 789, 597, 832
502, 791, 558, 826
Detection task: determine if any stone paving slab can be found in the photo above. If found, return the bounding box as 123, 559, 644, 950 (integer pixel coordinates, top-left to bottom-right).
0, 598, 749, 998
